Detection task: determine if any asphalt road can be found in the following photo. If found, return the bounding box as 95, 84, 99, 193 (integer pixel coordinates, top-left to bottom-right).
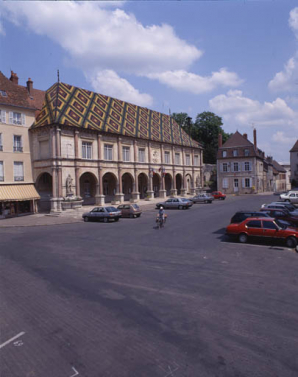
1, 194, 298, 377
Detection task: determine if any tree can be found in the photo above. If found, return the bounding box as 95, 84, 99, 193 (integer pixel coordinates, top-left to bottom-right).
172, 112, 189, 127
192, 111, 230, 164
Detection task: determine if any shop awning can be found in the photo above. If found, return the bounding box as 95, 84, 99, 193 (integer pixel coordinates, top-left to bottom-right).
0, 184, 40, 202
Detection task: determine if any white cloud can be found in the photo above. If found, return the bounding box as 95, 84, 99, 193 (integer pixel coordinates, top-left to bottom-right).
87, 70, 153, 107
269, 7, 298, 92
0, 20, 5, 35
272, 131, 293, 144
147, 68, 243, 94
209, 90, 298, 128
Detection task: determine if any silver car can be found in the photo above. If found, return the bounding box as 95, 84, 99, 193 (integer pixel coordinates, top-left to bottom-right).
156, 198, 193, 209
190, 194, 213, 204
82, 206, 121, 222
280, 191, 298, 204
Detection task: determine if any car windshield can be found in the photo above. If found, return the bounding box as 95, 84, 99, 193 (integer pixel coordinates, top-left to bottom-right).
181, 198, 189, 202
132, 204, 139, 209
106, 206, 117, 212
275, 219, 287, 229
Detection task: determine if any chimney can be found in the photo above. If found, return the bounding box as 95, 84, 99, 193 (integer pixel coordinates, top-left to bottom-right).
218, 133, 223, 148
9, 71, 19, 85
253, 128, 257, 149
27, 78, 33, 95
243, 133, 248, 140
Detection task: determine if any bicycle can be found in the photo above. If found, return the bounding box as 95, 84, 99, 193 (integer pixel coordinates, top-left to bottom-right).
156, 214, 167, 229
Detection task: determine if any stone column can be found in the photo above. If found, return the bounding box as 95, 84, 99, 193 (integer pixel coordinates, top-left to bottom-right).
115, 167, 124, 203
132, 169, 140, 202
134, 139, 138, 163
50, 167, 59, 212
57, 167, 63, 210
56, 128, 61, 158
95, 166, 105, 205
146, 142, 154, 199
74, 130, 79, 158
118, 137, 122, 162
97, 134, 102, 160
170, 170, 177, 197
75, 167, 80, 197
51, 128, 56, 158
159, 144, 167, 198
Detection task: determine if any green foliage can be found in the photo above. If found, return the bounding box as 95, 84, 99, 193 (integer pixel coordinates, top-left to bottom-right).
172, 112, 189, 127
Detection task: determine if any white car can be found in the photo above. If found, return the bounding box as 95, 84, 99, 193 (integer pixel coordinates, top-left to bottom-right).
280, 191, 298, 204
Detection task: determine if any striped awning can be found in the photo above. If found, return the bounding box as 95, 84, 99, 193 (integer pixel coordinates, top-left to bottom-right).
0, 184, 40, 202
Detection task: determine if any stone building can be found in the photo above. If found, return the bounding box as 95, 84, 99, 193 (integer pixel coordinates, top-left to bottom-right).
216, 130, 274, 194
271, 160, 287, 192
0, 71, 44, 218
30, 81, 203, 212
290, 140, 298, 188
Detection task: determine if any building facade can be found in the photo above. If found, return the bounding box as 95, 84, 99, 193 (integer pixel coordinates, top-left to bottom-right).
271, 160, 287, 192
217, 130, 274, 194
30, 82, 203, 212
0, 71, 43, 218
290, 140, 298, 188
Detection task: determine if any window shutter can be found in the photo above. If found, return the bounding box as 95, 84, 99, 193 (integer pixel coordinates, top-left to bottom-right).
220, 163, 223, 172
249, 162, 252, 171
21, 114, 26, 126
231, 163, 234, 172
242, 178, 245, 188
227, 163, 230, 172
9, 112, 13, 124
1, 111, 6, 123
0, 162, 3, 177
250, 178, 252, 188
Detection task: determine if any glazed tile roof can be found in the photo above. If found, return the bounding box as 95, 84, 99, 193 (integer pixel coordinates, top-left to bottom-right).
290, 140, 298, 153
31, 82, 200, 148
0, 71, 45, 110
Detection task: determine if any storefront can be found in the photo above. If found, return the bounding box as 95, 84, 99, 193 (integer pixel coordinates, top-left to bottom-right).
0, 184, 40, 218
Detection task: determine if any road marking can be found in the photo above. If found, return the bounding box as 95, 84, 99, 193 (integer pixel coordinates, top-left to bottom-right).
0, 332, 25, 350
70, 367, 79, 377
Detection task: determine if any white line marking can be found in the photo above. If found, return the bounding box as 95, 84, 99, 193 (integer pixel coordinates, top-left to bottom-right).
70, 367, 79, 377
0, 332, 25, 350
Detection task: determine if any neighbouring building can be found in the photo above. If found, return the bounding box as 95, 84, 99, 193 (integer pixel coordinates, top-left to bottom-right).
290, 140, 298, 188
30, 81, 204, 212
271, 160, 287, 192
279, 162, 291, 191
0, 71, 44, 218
217, 130, 274, 195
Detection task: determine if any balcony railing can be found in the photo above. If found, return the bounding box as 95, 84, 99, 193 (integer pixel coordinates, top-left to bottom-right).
14, 176, 24, 181
13, 146, 23, 152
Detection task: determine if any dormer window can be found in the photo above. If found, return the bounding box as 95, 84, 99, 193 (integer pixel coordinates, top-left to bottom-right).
222, 150, 227, 157
0, 90, 7, 97
233, 150, 238, 157
244, 149, 249, 156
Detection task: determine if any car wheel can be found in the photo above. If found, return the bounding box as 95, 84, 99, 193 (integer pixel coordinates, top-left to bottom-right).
209, 201, 212, 204
239, 233, 248, 243
103, 217, 108, 223
84, 216, 89, 222
130, 213, 134, 218
286, 236, 297, 248
295, 244, 298, 253
178, 205, 183, 210
114, 218, 119, 222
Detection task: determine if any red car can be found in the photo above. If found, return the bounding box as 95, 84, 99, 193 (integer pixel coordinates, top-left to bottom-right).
226, 217, 298, 248
212, 191, 226, 200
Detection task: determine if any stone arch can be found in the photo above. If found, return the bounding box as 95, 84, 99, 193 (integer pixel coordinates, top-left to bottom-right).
153, 173, 161, 198
102, 172, 118, 203
176, 173, 183, 195
35, 172, 53, 212
185, 173, 192, 194
122, 172, 134, 201
80, 172, 98, 205
138, 172, 148, 199
165, 173, 172, 196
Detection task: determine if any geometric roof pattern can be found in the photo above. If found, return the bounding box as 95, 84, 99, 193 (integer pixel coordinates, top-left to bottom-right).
31, 82, 200, 148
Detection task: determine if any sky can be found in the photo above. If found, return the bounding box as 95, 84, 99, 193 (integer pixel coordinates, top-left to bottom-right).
0, 0, 297, 163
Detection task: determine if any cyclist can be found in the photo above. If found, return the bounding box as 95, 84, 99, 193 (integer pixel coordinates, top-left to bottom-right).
157, 206, 166, 228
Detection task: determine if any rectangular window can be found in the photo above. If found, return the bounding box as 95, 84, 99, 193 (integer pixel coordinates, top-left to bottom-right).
233, 150, 238, 157
138, 148, 145, 162
244, 149, 249, 156
244, 162, 250, 171
245, 178, 251, 188
122, 146, 130, 162
104, 144, 113, 160
185, 154, 190, 166
223, 163, 228, 172
13, 135, 23, 152
164, 151, 170, 164
222, 178, 229, 188
0, 133, 2, 151
0, 109, 6, 124
82, 141, 92, 159
194, 155, 199, 166
175, 153, 180, 165
9, 111, 25, 125
14, 162, 24, 181
0, 161, 3, 181
222, 150, 227, 157
233, 162, 239, 172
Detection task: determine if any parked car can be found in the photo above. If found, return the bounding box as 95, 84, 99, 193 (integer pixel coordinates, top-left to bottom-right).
262, 202, 298, 216
117, 204, 142, 218
82, 206, 121, 222
226, 217, 298, 248
280, 191, 298, 204
230, 211, 271, 224
156, 198, 193, 209
211, 191, 226, 200
190, 193, 213, 204
260, 207, 298, 227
